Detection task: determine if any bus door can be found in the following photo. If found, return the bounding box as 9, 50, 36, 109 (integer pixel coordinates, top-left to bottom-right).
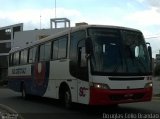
77, 40, 90, 104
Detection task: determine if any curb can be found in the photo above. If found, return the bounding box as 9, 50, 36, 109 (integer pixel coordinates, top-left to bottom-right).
152, 96, 160, 100
0, 104, 24, 119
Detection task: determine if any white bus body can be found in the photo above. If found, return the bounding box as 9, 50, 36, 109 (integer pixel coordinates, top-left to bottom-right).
8, 25, 153, 107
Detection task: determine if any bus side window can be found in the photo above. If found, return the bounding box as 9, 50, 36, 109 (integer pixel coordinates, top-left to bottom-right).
39, 44, 45, 61
20, 49, 28, 65
45, 42, 51, 61
52, 35, 67, 60
58, 37, 67, 59
39, 42, 51, 61
29, 48, 33, 63
13, 52, 20, 65
33, 47, 37, 62
53, 40, 58, 60
29, 47, 37, 63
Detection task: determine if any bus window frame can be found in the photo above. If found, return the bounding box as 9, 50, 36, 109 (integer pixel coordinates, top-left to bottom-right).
20, 49, 28, 65
28, 46, 37, 64
51, 35, 68, 61
38, 41, 52, 62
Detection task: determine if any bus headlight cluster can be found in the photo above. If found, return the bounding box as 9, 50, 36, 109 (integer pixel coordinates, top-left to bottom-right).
144, 82, 153, 88
90, 83, 110, 89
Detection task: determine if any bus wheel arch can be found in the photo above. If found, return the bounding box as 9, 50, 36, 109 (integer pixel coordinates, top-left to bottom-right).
59, 82, 72, 108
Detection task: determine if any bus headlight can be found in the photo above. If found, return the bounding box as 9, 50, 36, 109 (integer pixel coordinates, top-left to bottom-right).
144, 82, 153, 88
90, 83, 110, 89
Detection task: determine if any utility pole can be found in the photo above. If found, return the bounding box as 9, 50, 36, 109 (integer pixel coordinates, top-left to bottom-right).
55, 0, 56, 18
40, 14, 41, 29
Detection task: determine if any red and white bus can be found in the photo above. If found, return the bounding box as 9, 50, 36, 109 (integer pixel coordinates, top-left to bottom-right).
8, 25, 153, 108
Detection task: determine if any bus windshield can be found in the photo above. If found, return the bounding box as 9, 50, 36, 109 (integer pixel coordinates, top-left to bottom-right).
88, 28, 151, 76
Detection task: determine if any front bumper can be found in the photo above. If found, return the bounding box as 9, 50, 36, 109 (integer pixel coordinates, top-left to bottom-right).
89, 87, 152, 105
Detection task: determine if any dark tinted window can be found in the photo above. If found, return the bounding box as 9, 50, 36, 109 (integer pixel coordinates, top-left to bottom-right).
58, 37, 67, 59
29, 47, 37, 63
70, 30, 87, 80
52, 36, 68, 60
45, 42, 51, 60
53, 40, 58, 60
13, 52, 20, 65
39, 42, 51, 61
40, 44, 45, 61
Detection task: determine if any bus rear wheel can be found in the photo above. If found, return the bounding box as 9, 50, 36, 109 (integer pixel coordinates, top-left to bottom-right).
21, 84, 29, 99
22, 87, 26, 98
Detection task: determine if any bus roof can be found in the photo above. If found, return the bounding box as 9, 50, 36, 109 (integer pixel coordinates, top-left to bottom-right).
9, 24, 141, 53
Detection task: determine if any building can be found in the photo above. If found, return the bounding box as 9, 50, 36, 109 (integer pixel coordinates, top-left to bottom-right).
156, 53, 160, 65
0, 23, 23, 81
0, 18, 70, 81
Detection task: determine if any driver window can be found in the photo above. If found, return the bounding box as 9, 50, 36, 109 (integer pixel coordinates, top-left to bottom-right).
77, 40, 88, 81
79, 47, 87, 67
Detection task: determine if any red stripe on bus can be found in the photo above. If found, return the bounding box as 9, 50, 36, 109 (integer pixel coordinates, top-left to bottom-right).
89, 87, 152, 105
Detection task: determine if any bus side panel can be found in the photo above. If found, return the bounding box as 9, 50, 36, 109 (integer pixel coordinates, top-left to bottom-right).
44, 60, 78, 103
8, 65, 32, 92
43, 79, 57, 99
8, 78, 22, 92
8, 78, 32, 93
30, 62, 50, 96
77, 79, 90, 104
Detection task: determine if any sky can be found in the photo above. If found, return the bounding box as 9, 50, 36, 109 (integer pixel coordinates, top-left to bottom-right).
0, 0, 160, 57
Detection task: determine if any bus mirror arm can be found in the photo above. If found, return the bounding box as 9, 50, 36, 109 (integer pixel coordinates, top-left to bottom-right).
146, 42, 152, 71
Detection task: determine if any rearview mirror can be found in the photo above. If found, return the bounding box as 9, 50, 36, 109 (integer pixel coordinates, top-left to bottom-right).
146, 42, 152, 60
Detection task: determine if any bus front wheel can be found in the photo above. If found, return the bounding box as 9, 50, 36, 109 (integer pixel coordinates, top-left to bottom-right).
64, 90, 72, 109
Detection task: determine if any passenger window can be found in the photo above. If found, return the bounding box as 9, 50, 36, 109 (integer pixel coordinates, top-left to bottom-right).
39, 44, 45, 61
45, 42, 51, 60
13, 52, 20, 65
29, 48, 33, 63
58, 38, 67, 59
20, 50, 28, 65
39, 42, 51, 61
29, 47, 37, 63
53, 40, 58, 60
52, 36, 68, 60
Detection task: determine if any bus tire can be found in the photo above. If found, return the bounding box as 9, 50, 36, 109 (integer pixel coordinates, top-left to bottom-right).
64, 89, 72, 109
21, 84, 28, 99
